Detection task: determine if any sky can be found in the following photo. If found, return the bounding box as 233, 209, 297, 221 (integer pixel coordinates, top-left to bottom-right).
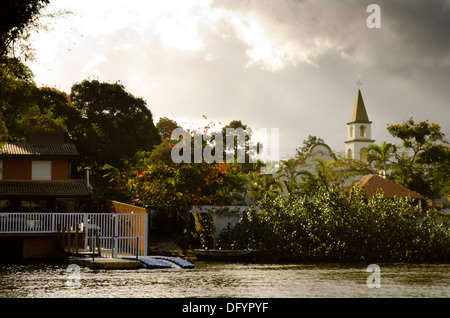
28, 0, 450, 159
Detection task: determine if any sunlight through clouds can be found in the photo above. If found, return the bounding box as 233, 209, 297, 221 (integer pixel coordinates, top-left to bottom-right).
222, 11, 341, 71
31, 0, 339, 75
25, 0, 450, 157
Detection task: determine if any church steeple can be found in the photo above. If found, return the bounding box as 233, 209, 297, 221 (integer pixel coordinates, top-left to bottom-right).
348, 90, 372, 124
345, 88, 375, 161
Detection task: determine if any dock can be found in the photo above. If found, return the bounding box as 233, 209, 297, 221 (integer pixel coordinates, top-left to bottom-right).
69, 257, 143, 269
69, 255, 195, 270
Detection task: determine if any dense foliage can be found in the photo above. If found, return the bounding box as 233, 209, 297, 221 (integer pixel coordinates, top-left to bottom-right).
219, 186, 449, 263
386, 118, 450, 200
68, 80, 161, 171
0, 0, 49, 58
0, 60, 68, 144
103, 135, 249, 237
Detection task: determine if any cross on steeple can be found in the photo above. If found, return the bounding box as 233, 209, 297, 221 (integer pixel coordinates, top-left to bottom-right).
356, 80, 363, 90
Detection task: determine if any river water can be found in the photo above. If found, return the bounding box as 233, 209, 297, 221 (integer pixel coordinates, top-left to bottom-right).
0, 261, 449, 298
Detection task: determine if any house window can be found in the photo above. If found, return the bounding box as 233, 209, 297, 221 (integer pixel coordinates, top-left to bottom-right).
349, 126, 353, 138
32, 161, 52, 180
347, 148, 352, 159
360, 125, 367, 137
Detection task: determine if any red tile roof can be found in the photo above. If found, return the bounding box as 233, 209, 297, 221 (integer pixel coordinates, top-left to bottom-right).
348, 174, 427, 200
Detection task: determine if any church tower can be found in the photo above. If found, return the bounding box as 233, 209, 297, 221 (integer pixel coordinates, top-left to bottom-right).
344, 89, 375, 161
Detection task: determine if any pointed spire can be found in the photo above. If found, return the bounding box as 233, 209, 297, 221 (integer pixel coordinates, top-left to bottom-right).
348, 90, 371, 124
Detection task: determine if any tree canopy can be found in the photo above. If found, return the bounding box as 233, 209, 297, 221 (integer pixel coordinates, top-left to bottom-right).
295, 135, 325, 157
0, 0, 49, 58
0, 59, 67, 144
68, 80, 161, 171
156, 116, 180, 140
387, 118, 450, 199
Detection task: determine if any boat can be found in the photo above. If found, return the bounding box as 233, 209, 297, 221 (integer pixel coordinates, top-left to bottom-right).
192, 249, 259, 262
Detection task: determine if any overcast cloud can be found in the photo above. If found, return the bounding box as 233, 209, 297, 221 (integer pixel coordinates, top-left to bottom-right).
28, 0, 450, 159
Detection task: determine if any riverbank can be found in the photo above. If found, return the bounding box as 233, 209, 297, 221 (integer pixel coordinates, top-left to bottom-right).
148, 239, 185, 257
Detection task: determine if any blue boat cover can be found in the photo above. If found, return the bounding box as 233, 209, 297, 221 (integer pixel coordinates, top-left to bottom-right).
153, 256, 195, 269
124, 256, 194, 269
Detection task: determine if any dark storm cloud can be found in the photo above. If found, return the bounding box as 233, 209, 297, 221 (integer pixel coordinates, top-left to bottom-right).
30, 0, 450, 157
209, 0, 450, 153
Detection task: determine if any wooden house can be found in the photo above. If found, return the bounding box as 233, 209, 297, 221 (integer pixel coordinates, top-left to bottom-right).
0, 131, 92, 212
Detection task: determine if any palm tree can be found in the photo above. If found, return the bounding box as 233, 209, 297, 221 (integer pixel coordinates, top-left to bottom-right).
278, 158, 304, 195
313, 158, 338, 190
367, 141, 397, 177
294, 158, 338, 194
247, 167, 285, 202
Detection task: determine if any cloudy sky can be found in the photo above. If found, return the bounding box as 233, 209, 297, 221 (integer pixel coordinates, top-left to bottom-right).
28, 0, 450, 159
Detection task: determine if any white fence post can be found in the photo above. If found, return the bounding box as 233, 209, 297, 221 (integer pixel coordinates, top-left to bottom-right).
114, 214, 119, 258
143, 213, 148, 256
84, 213, 89, 250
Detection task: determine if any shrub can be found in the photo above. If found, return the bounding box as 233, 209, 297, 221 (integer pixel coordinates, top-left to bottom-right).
219, 186, 449, 262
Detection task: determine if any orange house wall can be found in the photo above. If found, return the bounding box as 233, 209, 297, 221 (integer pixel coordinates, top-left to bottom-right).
51, 159, 69, 180
3, 159, 32, 180
2, 158, 69, 180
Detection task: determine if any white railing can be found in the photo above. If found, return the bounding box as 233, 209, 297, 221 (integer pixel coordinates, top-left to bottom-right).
0, 212, 148, 258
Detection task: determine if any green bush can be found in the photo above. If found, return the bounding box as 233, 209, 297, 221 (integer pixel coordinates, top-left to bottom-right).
219, 186, 449, 263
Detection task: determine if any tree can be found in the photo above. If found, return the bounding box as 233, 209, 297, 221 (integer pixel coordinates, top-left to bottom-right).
387, 118, 450, 199
221, 120, 260, 173
247, 166, 285, 202
67, 80, 161, 172
295, 135, 325, 157
0, 59, 68, 144
105, 137, 248, 242
0, 1, 70, 144
102, 120, 249, 242
294, 158, 339, 194
156, 116, 180, 140
281, 152, 372, 197
367, 141, 397, 177
278, 158, 303, 196
0, 0, 49, 58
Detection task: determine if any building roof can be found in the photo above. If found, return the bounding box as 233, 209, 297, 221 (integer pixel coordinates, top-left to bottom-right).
0, 180, 91, 198
348, 90, 371, 124
348, 174, 427, 200
0, 142, 79, 157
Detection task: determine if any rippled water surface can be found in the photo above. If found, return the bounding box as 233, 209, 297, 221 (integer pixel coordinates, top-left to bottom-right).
0, 261, 449, 298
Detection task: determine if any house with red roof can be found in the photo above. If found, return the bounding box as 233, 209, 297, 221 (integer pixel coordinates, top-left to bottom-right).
346, 174, 427, 210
